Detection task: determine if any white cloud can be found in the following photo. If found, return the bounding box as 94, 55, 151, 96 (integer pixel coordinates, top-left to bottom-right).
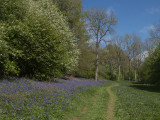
106, 7, 114, 15
136, 51, 149, 61
140, 25, 155, 34
147, 8, 160, 14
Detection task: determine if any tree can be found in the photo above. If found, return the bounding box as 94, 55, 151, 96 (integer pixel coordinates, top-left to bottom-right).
112, 36, 125, 81
140, 21, 160, 85
86, 8, 117, 81
0, 0, 26, 77
52, 0, 87, 44
52, 0, 91, 78
150, 22, 160, 43
131, 38, 144, 81
124, 34, 141, 81
75, 45, 96, 78
0, 0, 79, 80
0, 0, 26, 22
102, 44, 118, 80
140, 44, 160, 85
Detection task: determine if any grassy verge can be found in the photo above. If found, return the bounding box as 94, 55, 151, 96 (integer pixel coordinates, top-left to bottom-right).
64, 83, 112, 120
113, 82, 160, 120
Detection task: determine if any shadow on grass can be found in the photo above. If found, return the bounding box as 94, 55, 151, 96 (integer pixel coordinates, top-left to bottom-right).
130, 84, 160, 93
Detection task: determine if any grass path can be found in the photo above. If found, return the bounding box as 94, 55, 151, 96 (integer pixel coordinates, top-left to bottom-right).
65, 84, 110, 120
106, 83, 118, 120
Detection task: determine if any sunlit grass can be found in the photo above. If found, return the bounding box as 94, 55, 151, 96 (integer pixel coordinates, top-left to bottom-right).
113, 82, 160, 120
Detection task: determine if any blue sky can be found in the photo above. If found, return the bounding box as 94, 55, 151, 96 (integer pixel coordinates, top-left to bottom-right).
82, 0, 160, 41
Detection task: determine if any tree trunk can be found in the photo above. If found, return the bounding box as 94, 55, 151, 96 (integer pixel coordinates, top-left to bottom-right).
95, 41, 99, 81
122, 66, 125, 80
135, 69, 137, 81
95, 51, 99, 81
129, 59, 131, 81
118, 64, 121, 81
138, 70, 140, 81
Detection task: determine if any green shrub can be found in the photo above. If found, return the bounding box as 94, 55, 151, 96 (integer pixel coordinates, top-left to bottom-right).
0, 0, 79, 80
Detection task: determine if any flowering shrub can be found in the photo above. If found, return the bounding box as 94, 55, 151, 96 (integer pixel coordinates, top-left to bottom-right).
0, 0, 79, 80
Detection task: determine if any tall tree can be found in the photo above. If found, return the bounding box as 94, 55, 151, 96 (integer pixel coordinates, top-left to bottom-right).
150, 22, 160, 43
86, 8, 117, 81
52, 0, 91, 78
141, 21, 160, 84
103, 44, 118, 80
124, 34, 141, 81
52, 0, 86, 44
112, 36, 125, 81
131, 38, 143, 81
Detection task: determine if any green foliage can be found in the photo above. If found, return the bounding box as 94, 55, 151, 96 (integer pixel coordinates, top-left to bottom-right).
99, 44, 128, 80
140, 43, 160, 85
104, 64, 117, 80
75, 46, 95, 78
52, 0, 91, 79
52, 0, 85, 43
0, 22, 22, 77
0, 0, 26, 21
0, 0, 79, 80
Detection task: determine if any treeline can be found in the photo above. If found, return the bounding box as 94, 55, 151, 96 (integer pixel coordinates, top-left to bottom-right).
140, 23, 160, 85
76, 34, 145, 82
0, 0, 159, 84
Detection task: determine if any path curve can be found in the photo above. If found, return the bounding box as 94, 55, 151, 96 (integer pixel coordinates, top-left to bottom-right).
106, 83, 118, 120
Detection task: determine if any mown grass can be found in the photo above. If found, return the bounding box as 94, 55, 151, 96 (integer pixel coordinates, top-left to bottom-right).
113, 82, 160, 120
64, 83, 112, 120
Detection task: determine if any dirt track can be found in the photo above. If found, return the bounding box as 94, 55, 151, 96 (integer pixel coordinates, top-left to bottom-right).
106, 83, 118, 120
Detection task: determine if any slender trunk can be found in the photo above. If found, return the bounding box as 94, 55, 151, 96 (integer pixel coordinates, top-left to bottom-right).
95, 52, 99, 81
117, 58, 120, 81
135, 69, 136, 81
123, 67, 125, 80
118, 64, 121, 81
138, 70, 140, 81
95, 41, 99, 81
129, 59, 131, 81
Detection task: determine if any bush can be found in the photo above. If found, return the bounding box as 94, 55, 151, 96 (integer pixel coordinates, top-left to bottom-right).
0, 0, 79, 80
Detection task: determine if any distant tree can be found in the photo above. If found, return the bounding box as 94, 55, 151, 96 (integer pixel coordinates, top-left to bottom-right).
112, 36, 125, 81
150, 22, 160, 43
140, 21, 160, 85
131, 38, 144, 81
124, 34, 141, 81
86, 8, 117, 81
103, 44, 118, 80
75, 45, 95, 78
140, 44, 160, 85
